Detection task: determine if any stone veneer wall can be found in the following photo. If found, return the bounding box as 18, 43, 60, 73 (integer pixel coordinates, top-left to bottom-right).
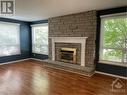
48, 11, 97, 67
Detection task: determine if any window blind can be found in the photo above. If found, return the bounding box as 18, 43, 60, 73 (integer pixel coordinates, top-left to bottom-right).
32, 23, 48, 55
0, 22, 20, 57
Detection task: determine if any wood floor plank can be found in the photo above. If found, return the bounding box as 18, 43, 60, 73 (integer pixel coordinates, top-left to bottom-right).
0, 60, 126, 95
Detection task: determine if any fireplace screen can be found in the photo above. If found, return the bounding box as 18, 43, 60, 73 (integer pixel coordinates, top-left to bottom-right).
60, 48, 77, 64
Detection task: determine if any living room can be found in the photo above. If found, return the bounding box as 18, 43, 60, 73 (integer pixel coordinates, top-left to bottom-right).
0, 0, 126, 95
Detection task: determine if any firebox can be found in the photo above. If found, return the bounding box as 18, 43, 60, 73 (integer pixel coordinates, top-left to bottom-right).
60, 48, 77, 64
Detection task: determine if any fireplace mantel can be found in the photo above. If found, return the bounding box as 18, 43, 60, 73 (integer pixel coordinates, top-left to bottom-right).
49, 37, 88, 66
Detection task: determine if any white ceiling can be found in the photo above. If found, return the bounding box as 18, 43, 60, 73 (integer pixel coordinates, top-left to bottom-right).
0, 0, 126, 21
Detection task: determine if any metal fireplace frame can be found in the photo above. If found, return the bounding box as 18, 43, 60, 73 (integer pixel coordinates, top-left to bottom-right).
60, 48, 77, 64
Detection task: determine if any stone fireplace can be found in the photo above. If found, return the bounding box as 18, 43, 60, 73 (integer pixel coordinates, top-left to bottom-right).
44, 10, 97, 76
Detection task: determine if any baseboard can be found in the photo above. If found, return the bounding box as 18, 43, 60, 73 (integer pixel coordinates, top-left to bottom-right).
0, 58, 43, 65
0, 58, 31, 65
95, 71, 127, 80
30, 58, 43, 61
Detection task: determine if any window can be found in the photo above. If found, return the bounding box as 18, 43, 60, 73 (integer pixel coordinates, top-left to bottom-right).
32, 23, 48, 55
0, 22, 20, 57
100, 13, 127, 65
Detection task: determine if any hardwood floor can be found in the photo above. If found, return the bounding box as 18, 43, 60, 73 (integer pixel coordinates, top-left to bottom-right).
0, 60, 126, 95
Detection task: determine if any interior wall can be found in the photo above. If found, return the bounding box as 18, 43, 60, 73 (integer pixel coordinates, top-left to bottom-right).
0, 18, 31, 63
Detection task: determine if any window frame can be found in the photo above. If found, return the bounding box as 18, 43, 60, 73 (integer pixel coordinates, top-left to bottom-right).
99, 13, 127, 67
0, 21, 21, 57
31, 23, 49, 55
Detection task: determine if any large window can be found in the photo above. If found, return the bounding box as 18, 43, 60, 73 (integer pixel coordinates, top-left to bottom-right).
32, 23, 48, 55
100, 13, 127, 65
0, 22, 20, 57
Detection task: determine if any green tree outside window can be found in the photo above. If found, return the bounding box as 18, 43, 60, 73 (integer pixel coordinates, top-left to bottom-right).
100, 15, 127, 63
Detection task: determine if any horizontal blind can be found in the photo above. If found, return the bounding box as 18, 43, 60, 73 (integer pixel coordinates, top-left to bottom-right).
0, 22, 20, 57
32, 24, 48, 55
99, 13, 127, 63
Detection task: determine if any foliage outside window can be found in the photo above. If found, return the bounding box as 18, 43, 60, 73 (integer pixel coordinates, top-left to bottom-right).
100, 13, 127, 64
0, 22, 20, 57
32, 24, 48, 55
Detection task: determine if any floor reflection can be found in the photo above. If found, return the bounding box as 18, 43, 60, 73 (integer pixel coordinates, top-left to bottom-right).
0, 70, 22, 95
32, 66, 49, 95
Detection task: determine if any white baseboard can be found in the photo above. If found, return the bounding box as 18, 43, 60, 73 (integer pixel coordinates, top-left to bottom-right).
95, 71, 127, 80
0, 58, 42, 66
30, 58, 43, 61
0, 58, 30, 65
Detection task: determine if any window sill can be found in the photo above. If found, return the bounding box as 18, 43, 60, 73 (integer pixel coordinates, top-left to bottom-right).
32, 53, 48, 56
0, 53, 21, 57
99, 60, 127, 67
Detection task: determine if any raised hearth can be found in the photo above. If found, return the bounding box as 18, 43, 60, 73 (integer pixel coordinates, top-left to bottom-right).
42, 59, 95, 77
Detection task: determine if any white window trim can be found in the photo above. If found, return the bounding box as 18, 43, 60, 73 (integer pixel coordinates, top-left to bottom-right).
99, 13, 127, 67
31, 23, 49, 55
0, 21, 20, 26
0, 21, 21, 57
31, 23, 48, 27
100, 12, 127, 18
99, 60, 127, 67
